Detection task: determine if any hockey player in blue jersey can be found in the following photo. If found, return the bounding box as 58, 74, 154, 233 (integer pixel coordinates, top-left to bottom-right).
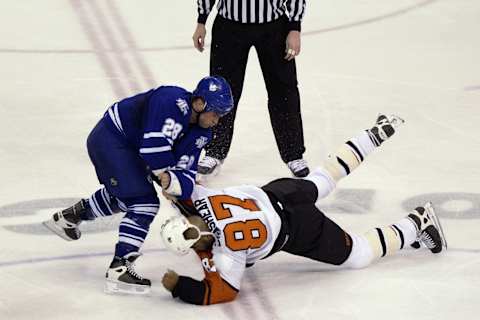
43, 76, 233, 295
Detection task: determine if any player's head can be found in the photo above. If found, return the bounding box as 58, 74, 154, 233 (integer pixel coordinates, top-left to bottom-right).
160, 215, 213, 255
193, 76, 234, 117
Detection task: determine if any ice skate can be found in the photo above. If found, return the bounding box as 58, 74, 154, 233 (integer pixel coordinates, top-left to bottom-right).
42, 199, 87, 241
367, 114, 405, 146
287, 158, 310, 177
197, 156, 223, 180
105, 252, 151, 295
408, 202, 447, 253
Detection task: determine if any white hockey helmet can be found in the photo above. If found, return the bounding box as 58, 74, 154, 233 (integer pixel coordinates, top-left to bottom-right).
160, 215, 212, 255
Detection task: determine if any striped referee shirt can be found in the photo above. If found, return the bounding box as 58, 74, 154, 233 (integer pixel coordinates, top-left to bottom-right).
197, 0, 306, 31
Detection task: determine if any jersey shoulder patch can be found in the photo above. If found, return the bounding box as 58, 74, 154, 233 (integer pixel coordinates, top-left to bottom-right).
176, 98, 189, 116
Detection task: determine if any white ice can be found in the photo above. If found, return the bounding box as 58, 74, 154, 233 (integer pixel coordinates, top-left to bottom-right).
0, 1, 479, 319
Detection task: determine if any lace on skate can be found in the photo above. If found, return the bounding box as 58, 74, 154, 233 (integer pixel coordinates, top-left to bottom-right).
125, 260, 143, 280
288, 159, 308, 172
104, 256, 151, 295
419, 232, 436, 249
410, 202, 448, 252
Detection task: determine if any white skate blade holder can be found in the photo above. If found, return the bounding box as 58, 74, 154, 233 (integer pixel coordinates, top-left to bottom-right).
104, 279, 151, 296
425, 202, 448, 250
42, 219, 75, 242
385, 114, 405, 129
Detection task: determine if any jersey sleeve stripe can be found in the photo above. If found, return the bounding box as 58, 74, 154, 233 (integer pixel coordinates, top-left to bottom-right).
144, 132, 166, 139
179, 169, 197, 175
141, 137, 173, 148
112, 103, 124, 133
181, 172, 195, 185
139, 146, 172, 154
107, 104, 124, 134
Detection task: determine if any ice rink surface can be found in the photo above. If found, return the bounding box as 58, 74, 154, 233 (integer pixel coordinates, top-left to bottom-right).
1, 0, 479, 319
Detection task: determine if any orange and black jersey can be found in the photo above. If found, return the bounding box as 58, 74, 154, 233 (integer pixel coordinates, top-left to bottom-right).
171, 184, 283, 305
170, 169, 352, 305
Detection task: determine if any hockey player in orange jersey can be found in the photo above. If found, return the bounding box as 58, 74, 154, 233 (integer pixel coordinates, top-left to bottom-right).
159, 114, 447, 305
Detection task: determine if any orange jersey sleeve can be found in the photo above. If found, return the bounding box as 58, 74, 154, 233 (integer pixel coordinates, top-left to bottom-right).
171, 251, 238, 305
196, 251, 238, 305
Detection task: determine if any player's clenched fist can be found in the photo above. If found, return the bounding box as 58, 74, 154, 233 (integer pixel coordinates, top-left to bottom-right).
162, 269, 179, 292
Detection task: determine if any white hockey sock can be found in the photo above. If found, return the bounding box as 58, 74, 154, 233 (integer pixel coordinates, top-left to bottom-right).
343, 218, 417, 269
305, 131, 378, 204
365, 218, 417, 259
324, 131, 376, 182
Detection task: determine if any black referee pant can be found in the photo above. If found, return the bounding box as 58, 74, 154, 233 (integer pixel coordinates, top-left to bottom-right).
207, 15, 306, 164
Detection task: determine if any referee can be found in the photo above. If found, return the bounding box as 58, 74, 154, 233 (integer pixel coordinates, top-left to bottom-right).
192, 0, 310, 178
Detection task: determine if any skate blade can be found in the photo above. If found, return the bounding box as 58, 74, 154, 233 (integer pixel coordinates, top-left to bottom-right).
425, 202, 448, 250
104, 279, 151, 296
42, 219, 75, 241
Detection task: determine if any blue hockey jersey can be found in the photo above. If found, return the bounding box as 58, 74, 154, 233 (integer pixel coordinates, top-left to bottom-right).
170, 125, 211, 199
102, 86, 211, 199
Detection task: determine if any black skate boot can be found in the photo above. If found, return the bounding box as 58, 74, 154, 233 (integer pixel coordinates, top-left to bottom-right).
367, 114, 405, 146
197, 156, 223, 181
105, 252, 151, 295
408, 202, 447, 253
287, 158, 310, 177
42, 199, 88, 241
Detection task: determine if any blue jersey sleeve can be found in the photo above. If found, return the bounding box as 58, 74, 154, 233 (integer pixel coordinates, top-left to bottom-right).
169, 126, 212, 199
140, 87, 193, 173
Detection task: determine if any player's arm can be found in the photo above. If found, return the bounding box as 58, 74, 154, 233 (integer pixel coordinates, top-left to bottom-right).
162, 251, 239, 305
140, 94, 188, 176
161, 127, 212, 200
306, 115, 404, 200
160, 170, 195, 201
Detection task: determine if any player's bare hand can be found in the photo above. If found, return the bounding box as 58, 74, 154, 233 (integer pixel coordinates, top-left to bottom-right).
284, 31, 301, 61
160, 172, 171, 189
162, 269, 179, 292
159, 172, 177, 201
192, 23, 207, 52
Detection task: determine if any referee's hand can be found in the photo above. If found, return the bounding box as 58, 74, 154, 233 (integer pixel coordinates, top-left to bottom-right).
285, 31, 301, 61
193, 23, 207, 52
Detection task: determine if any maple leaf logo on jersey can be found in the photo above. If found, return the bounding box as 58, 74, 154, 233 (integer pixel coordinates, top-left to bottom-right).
176, 98, 189, 115
209, 82, 219, 92
195, 136, 209, 149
